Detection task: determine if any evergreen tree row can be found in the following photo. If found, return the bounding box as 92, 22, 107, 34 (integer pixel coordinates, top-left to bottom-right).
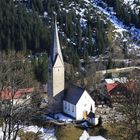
0, 0, 50, 53
0, 0, 110, 58
103, 0, 140, 28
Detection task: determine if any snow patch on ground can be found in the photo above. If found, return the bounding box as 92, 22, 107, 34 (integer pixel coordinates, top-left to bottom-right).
54, 113, 73, 122
22, 126, 56, 140
0, 127, 20, 140
0, 126, 57, 140
79, 131, 107, 140
122, 0, 138, 11
123, 0, 134, 5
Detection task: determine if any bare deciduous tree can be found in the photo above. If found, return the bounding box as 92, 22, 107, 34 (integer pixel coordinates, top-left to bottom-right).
116, 71, 140, 140
0, 53, 42, 140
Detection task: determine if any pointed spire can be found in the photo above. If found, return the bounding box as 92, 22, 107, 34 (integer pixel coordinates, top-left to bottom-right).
50, 14, 63, 65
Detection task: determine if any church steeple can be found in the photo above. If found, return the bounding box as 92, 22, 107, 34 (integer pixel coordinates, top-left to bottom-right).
50, 16, 63, 65
48, 15, 65, 101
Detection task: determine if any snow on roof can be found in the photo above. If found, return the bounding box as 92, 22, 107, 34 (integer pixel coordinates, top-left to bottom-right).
113, 77, 127, 83
104, 79, 114, 84
104, 77, 127, 84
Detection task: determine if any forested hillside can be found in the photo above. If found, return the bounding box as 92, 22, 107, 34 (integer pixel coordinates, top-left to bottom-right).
0, 0, 50, 53
103, 0, 140, 28
0, 0, 113, 57
0, 0, 139, 58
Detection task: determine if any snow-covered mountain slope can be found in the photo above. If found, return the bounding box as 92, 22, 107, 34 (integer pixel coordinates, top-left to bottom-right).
12, 0, 140, 57
58, 0, 140, 53
123, 0, 140, 12
91, 0, 140, 55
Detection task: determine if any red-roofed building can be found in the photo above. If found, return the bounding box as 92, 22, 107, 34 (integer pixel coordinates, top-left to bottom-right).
0, 88, 34, 104
106, 83, 127, 103
106, 83, 118, 93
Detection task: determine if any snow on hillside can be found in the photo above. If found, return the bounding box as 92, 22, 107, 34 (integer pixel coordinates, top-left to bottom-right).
122, 0, 140, 13
0, 126, 57, 140
92, 0, 140, 50
123, 0, 134, 4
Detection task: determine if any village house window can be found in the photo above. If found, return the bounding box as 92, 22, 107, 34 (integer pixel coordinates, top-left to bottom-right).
48, 68, 51, 73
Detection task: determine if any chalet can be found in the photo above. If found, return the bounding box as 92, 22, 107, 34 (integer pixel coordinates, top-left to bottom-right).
47, 17, 96, 121
106, 83, 127, 103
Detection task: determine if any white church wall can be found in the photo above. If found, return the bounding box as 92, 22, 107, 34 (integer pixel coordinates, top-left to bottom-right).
76, 90, 95, 120
87, 117, 99, 125
63, 100, 76, 118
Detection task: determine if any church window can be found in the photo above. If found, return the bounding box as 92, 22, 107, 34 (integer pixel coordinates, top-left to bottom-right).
65, 102, 67, 109
48, 68, 51, 73
68, 104, 70, 111
72, 105, 74, 112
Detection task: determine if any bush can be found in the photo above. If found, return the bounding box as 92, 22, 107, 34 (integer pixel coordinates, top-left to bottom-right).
56, 124, 83, 140
18, 130, 42, 140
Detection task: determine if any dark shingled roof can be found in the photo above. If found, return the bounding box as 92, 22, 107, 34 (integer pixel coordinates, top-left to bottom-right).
64, 85, 85, 105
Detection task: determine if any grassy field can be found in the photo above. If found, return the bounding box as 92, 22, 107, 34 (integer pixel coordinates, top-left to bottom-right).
56, 124, 83, 140
56, 122, 131, 140
103, 123, 129, 140
56, 124, 109, 140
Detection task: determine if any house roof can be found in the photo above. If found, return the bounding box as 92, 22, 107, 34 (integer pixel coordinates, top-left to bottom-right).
64, 85, 85, 105
104, 79, 114, 84
0, 88, 34, 100
106, 83, 119, 92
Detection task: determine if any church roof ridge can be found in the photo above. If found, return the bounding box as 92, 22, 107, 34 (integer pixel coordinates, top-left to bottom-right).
64, 84, 86, 105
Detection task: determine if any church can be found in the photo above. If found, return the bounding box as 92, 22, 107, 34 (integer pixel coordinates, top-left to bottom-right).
47, 17, 95, 120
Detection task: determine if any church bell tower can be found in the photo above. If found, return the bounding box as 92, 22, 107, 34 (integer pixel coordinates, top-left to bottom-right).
47, 16, 65, 111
